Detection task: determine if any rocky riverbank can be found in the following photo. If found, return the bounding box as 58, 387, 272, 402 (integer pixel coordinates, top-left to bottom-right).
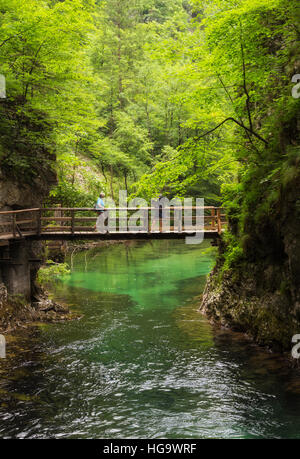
0, 282, 79, 334
200, 172, 300, 353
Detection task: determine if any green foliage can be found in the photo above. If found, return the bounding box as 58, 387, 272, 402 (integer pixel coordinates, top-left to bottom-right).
0, 0, 96, 181
37, 261, 70, 286
0, 0, 240, 204
221, 231, 244, 273
182, 0, 300, 275
1, 0, 299, 263
48, 154, 104, 207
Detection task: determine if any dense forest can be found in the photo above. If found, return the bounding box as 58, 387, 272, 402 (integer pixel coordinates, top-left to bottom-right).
0, 0, 299, 349
1, 0, 297, 205
0, 0, 241, 206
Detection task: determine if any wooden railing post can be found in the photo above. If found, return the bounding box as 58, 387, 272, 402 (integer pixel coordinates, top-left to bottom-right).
144, 208, 148, 232
37, 209, 42, 236
12, 213, 16, 238
55, 204, 62, 228
71, 210, 75, 235
217, 208, 222, 234
211, 208, 216, 231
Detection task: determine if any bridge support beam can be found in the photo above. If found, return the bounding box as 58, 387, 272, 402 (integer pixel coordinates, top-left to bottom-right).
0, 240, 39, 301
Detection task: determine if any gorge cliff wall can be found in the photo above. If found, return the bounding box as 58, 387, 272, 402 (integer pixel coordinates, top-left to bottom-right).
201, 158, 300, 352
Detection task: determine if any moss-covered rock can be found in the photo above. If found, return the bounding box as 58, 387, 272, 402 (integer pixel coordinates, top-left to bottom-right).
201, 171, 300, 352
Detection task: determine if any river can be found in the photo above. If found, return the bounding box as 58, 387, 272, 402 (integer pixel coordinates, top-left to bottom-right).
0, 240, 300, 438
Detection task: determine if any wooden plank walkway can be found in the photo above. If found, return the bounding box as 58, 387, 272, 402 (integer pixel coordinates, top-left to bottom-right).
0, 207, 226, 242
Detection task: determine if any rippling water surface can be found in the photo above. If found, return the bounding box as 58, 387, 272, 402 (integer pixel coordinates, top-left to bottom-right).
0, 240, 300, 439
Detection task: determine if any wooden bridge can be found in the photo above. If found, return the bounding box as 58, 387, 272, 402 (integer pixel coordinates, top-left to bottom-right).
0, 207, 226, 242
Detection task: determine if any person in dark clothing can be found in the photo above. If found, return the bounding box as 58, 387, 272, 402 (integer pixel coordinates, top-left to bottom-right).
151, 193, 164, 232
158, 194, 163, 219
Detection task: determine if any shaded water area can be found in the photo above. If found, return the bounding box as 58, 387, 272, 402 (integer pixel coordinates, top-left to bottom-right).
1, 240, 300, 439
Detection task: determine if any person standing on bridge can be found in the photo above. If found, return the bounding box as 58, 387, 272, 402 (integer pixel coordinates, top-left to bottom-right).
94, 192, 107, 231
95, 192, 106, 214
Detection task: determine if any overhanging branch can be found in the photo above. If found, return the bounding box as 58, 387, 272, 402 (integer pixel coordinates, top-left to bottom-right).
197, 117, 268, 145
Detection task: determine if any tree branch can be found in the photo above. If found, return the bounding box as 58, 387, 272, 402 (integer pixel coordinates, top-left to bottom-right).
23, 41, 45, 100
0, 35, 18, 49
197, 117, 268, 145
239, 22, 253, 132
216, 72, 259, 153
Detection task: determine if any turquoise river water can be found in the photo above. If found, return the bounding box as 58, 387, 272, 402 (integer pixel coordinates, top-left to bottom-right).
0, 240, 300, 438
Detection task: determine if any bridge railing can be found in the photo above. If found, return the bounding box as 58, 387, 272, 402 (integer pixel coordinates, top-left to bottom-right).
0, 208, 40, 239
0, 207, 227, 239
39, 207, 226, 234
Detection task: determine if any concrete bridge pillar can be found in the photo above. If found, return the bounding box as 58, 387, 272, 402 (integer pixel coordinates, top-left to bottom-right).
0, 240, 35, 301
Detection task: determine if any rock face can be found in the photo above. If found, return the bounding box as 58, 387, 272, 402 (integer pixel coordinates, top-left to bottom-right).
0, 155, 57, 297
201, 175, 300, 352
0, 158, 63, 332
0, 167, 56, 210
0, 283, 8, 308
